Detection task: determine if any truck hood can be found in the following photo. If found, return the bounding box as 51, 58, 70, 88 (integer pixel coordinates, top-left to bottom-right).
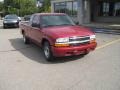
43, 25, 94, 38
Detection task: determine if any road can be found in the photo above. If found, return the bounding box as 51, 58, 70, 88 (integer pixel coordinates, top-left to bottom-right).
0, 26, 120, 90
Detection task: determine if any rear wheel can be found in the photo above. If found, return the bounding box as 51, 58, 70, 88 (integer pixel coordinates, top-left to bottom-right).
43, 41, 54, 61
23, 34, 30, 44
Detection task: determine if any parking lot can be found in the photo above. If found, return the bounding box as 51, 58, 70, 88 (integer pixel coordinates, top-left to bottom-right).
0, 23, 120, 90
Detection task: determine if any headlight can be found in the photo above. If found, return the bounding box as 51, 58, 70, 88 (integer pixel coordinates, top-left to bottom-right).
90, 35, 96, 43
55, 37, 69, 47
90, 35, 96, 40
56, 37, 69, 43
3, 21, 7, 23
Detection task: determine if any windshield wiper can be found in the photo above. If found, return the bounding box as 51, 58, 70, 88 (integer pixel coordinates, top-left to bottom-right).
43, 24, 64, 27
43, 25, 55, 27
59, 24, 75, 26
43, 24, 74, 27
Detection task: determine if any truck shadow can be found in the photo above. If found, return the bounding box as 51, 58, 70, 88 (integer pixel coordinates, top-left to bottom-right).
9, 38, 84, 64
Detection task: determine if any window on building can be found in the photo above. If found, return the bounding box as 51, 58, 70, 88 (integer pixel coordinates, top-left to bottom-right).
73, 1, 78, 16
103, 2, 109, 16
114, 2, 120, 16
98, 1, 120, 17
54, 2, 66, 13
54, 1, 78, 17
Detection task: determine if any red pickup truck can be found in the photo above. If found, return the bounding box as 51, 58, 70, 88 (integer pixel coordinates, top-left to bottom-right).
20, 13, 97, 61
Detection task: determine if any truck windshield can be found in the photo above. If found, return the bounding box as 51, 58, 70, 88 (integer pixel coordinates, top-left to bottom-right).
41, 15, 75, 27
5, 15, 18, 19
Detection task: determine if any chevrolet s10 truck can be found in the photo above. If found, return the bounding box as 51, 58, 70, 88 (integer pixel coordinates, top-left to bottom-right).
20, 13, 97, 61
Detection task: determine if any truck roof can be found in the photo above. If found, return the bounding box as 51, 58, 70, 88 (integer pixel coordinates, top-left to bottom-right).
34, 13, 66, 16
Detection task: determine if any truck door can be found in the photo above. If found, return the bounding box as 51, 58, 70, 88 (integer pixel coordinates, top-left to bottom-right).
30, 15, 43, 44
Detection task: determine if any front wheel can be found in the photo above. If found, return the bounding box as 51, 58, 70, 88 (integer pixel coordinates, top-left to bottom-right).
43, 41, 54, 61
82, 52, 89, 56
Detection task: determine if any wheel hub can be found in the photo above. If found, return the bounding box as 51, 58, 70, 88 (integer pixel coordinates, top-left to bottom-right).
23, 36, 26, 42
44, 46, 50, 58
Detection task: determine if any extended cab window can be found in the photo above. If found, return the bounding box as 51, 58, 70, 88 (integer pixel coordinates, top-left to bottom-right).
32, 15, 40, 28
40, 15, 75, 27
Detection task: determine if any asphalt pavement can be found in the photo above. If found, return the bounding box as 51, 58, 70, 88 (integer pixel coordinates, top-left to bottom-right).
0, 24, 120, 90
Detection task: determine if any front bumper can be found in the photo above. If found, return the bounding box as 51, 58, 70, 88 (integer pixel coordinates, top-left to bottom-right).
3, 22, 19, 27
51, 42, 97, 57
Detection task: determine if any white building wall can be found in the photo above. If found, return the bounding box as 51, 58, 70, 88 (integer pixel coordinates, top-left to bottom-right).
77, 0, 84, 24
77, 0, 91, 24
84, 0, 91, 23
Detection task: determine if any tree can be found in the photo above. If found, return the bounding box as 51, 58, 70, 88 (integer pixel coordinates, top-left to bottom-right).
3, 0, 51, 16
15, 0, 38, 16
0, 2, 4, 17
4, 0, 14, 14
0, 2, 3, 11
4, 0, 38, 16
43, 0, 51, 12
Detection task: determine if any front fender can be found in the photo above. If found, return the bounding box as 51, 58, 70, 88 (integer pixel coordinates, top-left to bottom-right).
42, 35, 56, 46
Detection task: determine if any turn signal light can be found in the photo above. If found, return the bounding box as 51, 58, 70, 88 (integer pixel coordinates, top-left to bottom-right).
55, 43, 70, 47
90, 39, 96, 43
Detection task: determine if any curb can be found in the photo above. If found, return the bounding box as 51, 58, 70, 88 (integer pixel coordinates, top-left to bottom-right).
82, 24, 120, 30
91, 28, 120, 35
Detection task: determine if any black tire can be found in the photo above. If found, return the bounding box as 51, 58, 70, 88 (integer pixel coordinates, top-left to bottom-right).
23, 34, 30, 44
16, 24, 19, 28
16, 25, 19, 28
43, 41, 54, 61
3, 25, 7, 29
83, 52, 89, 56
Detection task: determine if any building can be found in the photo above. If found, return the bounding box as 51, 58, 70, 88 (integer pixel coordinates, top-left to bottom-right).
36, 0, 44, 7
51, 0, 120, 24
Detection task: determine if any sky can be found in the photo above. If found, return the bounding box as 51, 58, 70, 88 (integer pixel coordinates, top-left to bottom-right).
0, 0, 3, 2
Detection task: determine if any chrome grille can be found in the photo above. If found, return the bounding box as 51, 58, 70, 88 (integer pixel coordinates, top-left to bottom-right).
69, 36, 90, 46
69, 36, 90, 42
